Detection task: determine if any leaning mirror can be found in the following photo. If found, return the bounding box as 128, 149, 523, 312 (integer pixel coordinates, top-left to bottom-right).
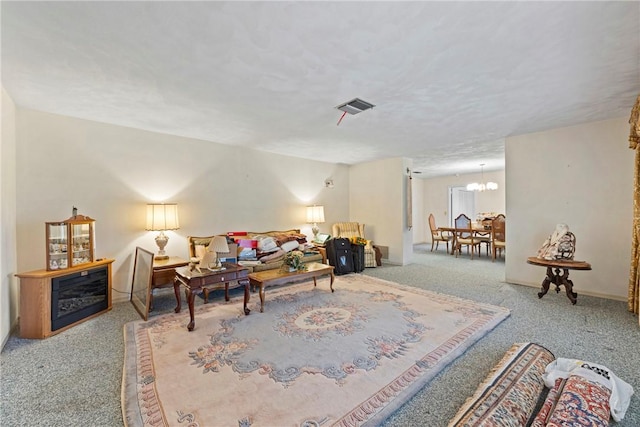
130, 246, 154, 320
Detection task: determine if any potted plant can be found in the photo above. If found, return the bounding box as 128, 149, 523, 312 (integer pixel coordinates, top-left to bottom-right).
282, 250, 307, 272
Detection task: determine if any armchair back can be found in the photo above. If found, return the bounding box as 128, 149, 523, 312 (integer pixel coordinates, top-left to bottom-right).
332, 222, 365, 239
188, 236, 215, 259
331, 222, 378, 268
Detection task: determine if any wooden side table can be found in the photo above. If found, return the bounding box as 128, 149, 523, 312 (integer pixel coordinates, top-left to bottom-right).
173, 264, 250, 331
526, 256, 592, 305
373, 245, 383, 266
313, 245, 327, 264
151, 256, 188, 310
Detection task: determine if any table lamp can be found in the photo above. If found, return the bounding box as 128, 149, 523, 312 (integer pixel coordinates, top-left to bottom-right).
145, 203, 180, 260
200, 235, 229, 270
306, 205, 325, 241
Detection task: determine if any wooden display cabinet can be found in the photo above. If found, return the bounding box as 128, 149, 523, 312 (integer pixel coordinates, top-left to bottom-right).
46, 214, 95, 271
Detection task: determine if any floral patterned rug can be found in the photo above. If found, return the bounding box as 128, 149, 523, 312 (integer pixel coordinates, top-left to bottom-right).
122, 275, 510, 427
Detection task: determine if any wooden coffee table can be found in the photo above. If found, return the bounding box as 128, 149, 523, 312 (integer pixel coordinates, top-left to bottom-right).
249, 262, 334, 312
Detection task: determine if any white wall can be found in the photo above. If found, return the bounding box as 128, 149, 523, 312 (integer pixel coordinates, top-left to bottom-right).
506, 117, 633, 300
1, 88, 18, 348
15, 109, 350, 303
7, 107, 632, 344
417, 170, 506, 243
349, 157, 413, 264
411, 176, 425, 243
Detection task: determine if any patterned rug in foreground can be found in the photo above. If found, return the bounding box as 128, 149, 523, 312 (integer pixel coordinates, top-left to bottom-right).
122, 275, 510, 427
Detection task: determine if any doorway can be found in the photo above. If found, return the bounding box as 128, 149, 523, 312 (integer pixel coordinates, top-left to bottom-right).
449, 186, 475, 226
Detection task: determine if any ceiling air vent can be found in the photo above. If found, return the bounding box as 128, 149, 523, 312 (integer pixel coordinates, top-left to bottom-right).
335, 98, 375, 115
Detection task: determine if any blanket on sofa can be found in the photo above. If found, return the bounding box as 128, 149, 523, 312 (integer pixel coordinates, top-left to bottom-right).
232, 230, 322, 270
188, 230, 323, 272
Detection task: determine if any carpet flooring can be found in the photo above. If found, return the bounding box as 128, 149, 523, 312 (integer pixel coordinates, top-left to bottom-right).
122, 275, 509, 426
1, 245, 639, 426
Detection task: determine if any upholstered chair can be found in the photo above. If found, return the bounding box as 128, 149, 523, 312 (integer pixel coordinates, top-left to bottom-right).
491, 214, 506, 261
331, 222, 377, 268
428, 213, 452, 252
453, 214, 482, 259
188, 235, 216, 260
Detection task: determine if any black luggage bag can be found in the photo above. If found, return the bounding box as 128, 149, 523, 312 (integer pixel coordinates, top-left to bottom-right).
351, 243, 365, 273
326, 238, 354, 275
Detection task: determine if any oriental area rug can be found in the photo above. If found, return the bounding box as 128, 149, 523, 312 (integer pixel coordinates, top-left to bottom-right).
122, 275, 510, 427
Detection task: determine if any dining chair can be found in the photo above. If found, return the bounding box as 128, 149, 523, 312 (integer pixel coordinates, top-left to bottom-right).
454, 213, 482, 259
491, 214, 506, 261
428, 213, 452, 252
474, 222, 492, 257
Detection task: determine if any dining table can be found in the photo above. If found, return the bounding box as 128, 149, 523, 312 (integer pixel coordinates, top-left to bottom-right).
439, 222, 492, 256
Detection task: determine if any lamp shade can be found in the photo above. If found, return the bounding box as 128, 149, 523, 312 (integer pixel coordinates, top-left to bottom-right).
306, 205, 325, 224
209, 235, 230, 253
145, 204, 180, 231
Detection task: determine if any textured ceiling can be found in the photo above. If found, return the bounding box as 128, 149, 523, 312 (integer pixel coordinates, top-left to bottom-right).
2, 1, 639, 177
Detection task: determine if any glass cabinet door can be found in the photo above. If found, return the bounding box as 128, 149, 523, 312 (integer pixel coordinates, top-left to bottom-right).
46, 222, 69, 270
70, 222, 94, 267
46, 214, 95, 271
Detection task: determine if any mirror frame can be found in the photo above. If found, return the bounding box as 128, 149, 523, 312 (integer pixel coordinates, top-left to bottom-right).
130, 246, 154, 320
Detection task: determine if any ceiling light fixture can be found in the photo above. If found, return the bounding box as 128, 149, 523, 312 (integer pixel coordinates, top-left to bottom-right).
466, 164, 498, 192
335, 98, 375, 125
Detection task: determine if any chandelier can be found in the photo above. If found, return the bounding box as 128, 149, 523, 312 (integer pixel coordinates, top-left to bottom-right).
466, 164, 498, 192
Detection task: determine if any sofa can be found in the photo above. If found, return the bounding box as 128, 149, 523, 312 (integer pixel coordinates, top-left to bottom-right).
188, 229, 323, 273
448, 342, 632, 426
